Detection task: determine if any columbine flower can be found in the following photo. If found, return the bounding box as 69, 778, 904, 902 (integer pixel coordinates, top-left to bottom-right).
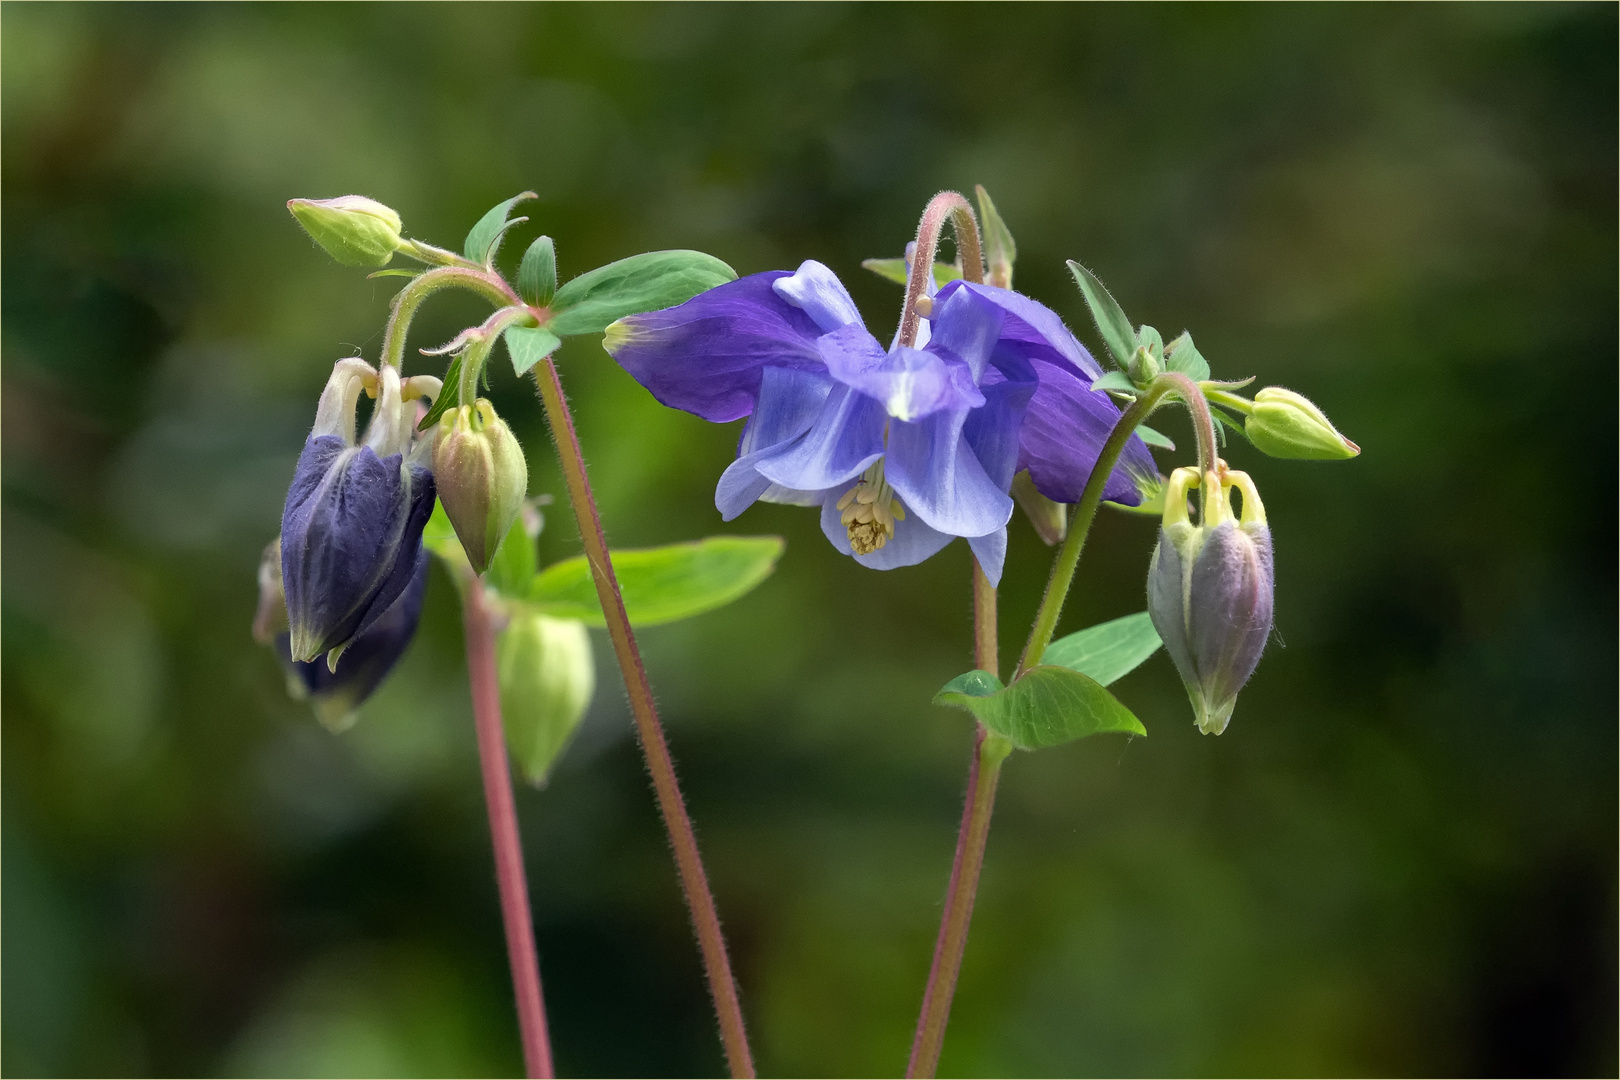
280, 358, 437, 666
603, 260, 1155, 583
1145, 466, 1275, 734
255, 537, 429, 731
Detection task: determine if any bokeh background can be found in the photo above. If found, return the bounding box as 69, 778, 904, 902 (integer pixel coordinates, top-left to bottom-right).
3, 3, 1615, 1077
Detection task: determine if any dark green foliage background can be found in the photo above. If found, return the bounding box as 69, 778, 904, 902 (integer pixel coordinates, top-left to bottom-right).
3, 4, 1614, 1076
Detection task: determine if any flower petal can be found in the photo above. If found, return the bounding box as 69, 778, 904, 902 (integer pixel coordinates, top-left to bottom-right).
946, 280, 1106, 382
1017, 357, 1158, 505
926, 284, 1004, 383
885, 408, 1013, 539
605, 271, 826, 423
819, 495, 955, 570
962, 368, 1038, 494
817, 325, 983, 422
771, 260, 864, 333
967, 527, 1008, 586
754, 383, 886, 492
715, 365, 836, 519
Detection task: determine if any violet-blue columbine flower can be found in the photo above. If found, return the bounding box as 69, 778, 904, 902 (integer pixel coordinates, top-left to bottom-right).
1146, 467, 1275, 734
281, 358, 437, 665
603, 260, 1156, 583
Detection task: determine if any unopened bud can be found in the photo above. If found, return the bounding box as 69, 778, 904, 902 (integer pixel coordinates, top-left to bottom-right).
434, 399, 528, 574
1146, 467, 1274, 735
288, 196, 404, 268
1245, 387, 1359, 460
1128, 344, 1160, 385
498, 611, 595, 786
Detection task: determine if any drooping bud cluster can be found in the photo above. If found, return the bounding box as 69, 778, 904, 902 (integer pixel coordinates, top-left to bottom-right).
280, 359, 437, 668
287, 196, 404, 268
1146, 465, 1274, 735
434, 398, 529, 575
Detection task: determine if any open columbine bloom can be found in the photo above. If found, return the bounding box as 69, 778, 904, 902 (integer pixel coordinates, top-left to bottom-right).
604, 261, 1155, 584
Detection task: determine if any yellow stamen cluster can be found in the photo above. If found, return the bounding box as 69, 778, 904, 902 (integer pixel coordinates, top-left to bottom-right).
837, 478, 906, 555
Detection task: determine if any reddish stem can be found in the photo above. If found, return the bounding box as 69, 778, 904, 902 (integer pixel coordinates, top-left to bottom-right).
461, 578, 555, 1079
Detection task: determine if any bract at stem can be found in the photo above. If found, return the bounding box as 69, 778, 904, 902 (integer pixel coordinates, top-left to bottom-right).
530, 355, 756, 1078
458, 573, 555, 1079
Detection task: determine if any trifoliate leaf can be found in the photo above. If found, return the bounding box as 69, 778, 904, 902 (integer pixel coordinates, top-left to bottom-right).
1040, 612, 1163, 687
933, 665, 1146, 750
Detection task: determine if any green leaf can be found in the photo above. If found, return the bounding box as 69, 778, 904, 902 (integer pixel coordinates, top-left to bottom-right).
422, 497, 470, 571
1067, 260, 1137, 369
934, 665, 1146, 750
547, 250, 737, 336
518, 235, 557, 307
860, 258, 963, 288
1137, 324, 1164, 362
528, 535, 784, 626
1164, 331, 1211, 381
484, 515, 538, 597
503, 325, 561, 377
498, 612, 595, 786
417, 353, 463, 431
463, 192, 536, 266
1135, 423, 1175, 451
1091, 371, 1139, 396
975, 185, 1017, 285
1041, 612, 1163, 687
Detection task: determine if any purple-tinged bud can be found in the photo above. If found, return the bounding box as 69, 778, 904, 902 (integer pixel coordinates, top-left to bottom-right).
433, 399, 528, 575
1146, 467, 1274, 734
277, 551, 429, 732
287, 196, 404, 268
281, 360, 436, 666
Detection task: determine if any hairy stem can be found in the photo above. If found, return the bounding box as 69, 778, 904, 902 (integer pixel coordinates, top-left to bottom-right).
898, 191, 985, 348
906, 732, 1010, 1078
379, 266, 517, 373
531, 356, 755, 1078
1016, 372, 1212, 676
460, 577, 554, 1079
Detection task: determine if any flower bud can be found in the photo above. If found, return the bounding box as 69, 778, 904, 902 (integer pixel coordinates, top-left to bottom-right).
434, 399, 528, 575
1245, 387, 1359, 460
1128, 344, 1160, 385
287, 196, 404, 268
497, 611, 596, 786
276, 551, 429, 732
1146, 467, 1274, 734
282, 361, 436, 665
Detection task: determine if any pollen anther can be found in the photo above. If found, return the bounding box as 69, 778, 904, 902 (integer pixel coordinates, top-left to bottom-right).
836, 462, 905, 555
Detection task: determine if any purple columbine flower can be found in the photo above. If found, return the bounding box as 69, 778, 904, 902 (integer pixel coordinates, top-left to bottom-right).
281, 359, 437, 666
603, 260, 1155, 583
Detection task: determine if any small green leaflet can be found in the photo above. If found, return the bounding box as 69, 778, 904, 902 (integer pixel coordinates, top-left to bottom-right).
418, 354, 463, 430
1091, 370, 1138, 396
1067, 260, 1137, 370
934, 665, 1146, 750
504, 325, 562, 377
1040, 612, 1163, 687
860, 258, 963, 288
484, 515, 539, 597
546, 251, 737, 336
975, 185, 1017, 282
464, 192, 536, 266
1164, 331, 1211, 381
518, 235, 557, 307
1135, 423, 1175, 451
528, 535, 784, 627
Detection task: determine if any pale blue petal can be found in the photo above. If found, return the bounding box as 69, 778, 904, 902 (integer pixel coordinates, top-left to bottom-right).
967, 527, 1008, 587
925, 284, 1003, 382
716, 366, 835, 519
771, 260, 864, 334
817, 326, 983, 422
819, 496, 955, 570
754, 384, 886, 492
885, 409, 1013, 539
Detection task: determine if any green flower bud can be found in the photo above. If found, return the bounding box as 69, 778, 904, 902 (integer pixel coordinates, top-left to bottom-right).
434, 399, 528, 574
1128, 344, 1160, 385
1245, 387, 1359, 460
287, 195, 403, 267
497, 612, 595, 786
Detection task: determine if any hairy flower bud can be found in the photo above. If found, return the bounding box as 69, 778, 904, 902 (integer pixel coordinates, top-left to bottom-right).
434, 399, 528, 575
282, 360, 436, 666
498, 611, 596, 786
1245, 387, 1359, 460
1146, 467, 1274, 734
287, 195, 404, 268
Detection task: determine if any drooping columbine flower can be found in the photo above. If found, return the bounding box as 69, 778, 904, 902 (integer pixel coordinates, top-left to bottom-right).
255, 537, 429, 731
1145, 466, 1275, 735
281, 358, 437, 666
603, 260, 1155, 583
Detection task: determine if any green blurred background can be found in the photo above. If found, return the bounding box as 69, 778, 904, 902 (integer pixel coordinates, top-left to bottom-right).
4, 3, 1615, 1076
